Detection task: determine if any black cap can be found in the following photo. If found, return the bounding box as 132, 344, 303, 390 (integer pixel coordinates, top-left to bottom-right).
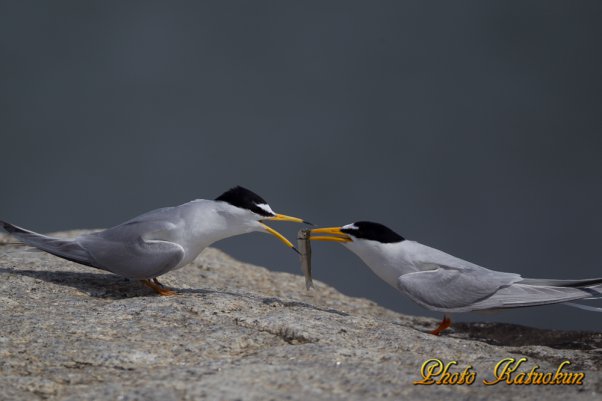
215, 186, 275, 217
341, 221, 405, 243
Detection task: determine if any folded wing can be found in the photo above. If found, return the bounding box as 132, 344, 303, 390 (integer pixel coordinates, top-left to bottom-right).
78, 219, 185, 280
396, 247, 601, 312
397, 267, 520, 311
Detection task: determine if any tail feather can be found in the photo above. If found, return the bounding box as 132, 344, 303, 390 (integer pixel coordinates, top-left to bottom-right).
470, 283, 601, 311
1, 220, 96, 268
519, 277, 602, 288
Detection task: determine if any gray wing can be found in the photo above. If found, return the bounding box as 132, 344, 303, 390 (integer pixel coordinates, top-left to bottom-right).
396, 242, 599, 312
77, 217, 185, 280
396, 242, 523, 312
397, 268, 521, 312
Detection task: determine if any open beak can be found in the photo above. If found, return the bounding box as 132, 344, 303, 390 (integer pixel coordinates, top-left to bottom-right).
308, 226, 352, 243
260, 213, 312, 254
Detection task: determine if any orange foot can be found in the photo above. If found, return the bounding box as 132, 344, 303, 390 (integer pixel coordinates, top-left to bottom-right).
430, 315, 451, 336
141, 278, 176, 296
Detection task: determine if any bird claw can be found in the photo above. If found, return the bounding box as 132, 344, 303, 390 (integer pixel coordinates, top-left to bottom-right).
141, 278, 177, 296
430, 315, 451, 336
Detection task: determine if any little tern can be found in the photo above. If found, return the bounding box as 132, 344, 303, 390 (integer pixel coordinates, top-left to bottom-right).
309, 221, 602, 335
1, 186, 309, 295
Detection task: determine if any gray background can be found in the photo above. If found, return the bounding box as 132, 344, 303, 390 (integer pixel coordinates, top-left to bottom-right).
1, 1, 601, 330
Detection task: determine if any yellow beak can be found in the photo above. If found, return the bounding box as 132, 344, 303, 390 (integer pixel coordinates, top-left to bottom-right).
260, 213, 311, 253
308, 226, 352, 242
266, 213, 312, 225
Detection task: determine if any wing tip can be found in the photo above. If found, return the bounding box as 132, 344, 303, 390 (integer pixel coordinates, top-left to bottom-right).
1, 220, 14, 233
0, 220, 27, 235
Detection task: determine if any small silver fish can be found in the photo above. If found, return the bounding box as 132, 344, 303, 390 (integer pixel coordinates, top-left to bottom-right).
297, 228, 314, 290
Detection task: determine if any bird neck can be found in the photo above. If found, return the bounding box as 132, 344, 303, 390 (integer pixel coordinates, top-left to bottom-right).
345, 241, 408, 288
184, 200, 259, 246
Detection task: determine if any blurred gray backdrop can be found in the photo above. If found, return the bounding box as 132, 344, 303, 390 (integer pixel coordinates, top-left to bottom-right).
1, 1, 601, 331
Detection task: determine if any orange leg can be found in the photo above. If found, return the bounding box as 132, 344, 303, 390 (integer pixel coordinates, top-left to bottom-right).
141, 278, 176, 296
430, 315, 451, 336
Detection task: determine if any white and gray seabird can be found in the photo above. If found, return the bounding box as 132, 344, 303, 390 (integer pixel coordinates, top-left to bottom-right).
309, 221, 602, 335
1, 186, 310, 295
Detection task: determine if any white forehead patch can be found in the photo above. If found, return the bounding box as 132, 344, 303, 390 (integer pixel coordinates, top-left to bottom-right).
256, 203, 275, 215
342, 223, 358, 230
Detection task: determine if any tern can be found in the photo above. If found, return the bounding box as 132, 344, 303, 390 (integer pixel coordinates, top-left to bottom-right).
1, 186, 309, 295
309, 221, 602, 335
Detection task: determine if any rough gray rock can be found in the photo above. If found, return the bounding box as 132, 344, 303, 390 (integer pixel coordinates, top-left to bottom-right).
0, 230, 600, 400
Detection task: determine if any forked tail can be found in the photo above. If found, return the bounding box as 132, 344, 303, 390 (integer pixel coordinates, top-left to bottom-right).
516, 277, 602, 312
1, 220, 96, 268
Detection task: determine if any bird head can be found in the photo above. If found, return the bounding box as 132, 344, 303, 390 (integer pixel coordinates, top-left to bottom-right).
215, 186, 310, 252
310, 221, 404, 243
309, 221, 405, 254
309, 221, 407, 288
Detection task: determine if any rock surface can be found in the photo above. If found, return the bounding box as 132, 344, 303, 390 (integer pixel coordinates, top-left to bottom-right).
0, 230, 600, 400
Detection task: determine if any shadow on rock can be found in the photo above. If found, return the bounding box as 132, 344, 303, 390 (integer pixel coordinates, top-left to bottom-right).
0, 267, 350, 317
452, 321, 602, 350
0, 267, 155, 299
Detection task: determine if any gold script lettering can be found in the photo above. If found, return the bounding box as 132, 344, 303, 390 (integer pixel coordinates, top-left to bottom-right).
483, 357, 526, 385
414, 359, 476, 385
